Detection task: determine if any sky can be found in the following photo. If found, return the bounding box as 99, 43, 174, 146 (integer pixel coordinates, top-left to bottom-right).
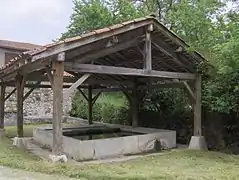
0, 1, 236, 46
0, 0, 73, 45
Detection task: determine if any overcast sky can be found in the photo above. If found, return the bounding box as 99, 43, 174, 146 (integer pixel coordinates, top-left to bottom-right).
0, 0, 73, 45
0, 1, 236, 46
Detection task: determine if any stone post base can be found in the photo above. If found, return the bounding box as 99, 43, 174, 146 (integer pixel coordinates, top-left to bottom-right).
49, 154, 68, 163
0, 129, 5, 138
189, 136, 208, 150
12, 137, 29, 149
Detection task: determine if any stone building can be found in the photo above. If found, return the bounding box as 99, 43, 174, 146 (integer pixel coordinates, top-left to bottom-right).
0, 40, 72, 125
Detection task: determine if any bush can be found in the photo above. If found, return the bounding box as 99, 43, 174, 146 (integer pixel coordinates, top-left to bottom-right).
101, 103, 129, 125
70, 92, 129, 124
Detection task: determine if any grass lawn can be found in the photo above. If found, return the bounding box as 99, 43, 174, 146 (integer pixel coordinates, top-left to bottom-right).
1, 125, 239, 180
5, 124, 49, 138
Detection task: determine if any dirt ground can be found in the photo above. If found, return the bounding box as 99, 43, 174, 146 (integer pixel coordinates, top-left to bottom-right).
0, 166, 76, 180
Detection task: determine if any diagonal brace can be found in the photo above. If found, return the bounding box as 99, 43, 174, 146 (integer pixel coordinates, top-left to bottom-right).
23, 81, 42, 101
183, 81, 195, 103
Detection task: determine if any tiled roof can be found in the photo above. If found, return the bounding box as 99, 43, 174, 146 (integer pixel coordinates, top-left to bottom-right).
0, 16, 153, 71
0, 39, 42, 51
0, 16, 205, 76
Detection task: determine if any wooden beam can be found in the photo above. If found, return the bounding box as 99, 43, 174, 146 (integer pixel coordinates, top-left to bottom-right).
66, 74, 91, 96
92, 82, 186, 93
16, 75, 26, 137
2, 83, 72, 89
194, 74, 202, 136
4, 88, 16, 101
72, 37, 143, 63
122, 89, 132, 103
31, 20, 151, 61
88, 86, 93, 125
0, 84, 6, 129
78, 88, 88, 101
183, 81, 195, 103
144, 25, 152, 70
152, 41, 191, 72
52, 60, 64, 155
1, 59, 49, 82
23, 81, 41, 101
65, 63, 196, 80
92, 92, 101, 105
153, 22, 204, 63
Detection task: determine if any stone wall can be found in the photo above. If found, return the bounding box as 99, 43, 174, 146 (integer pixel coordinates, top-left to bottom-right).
4, 87, 72, 125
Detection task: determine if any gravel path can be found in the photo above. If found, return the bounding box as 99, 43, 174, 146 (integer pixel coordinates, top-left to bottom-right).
0, 166, 76, 180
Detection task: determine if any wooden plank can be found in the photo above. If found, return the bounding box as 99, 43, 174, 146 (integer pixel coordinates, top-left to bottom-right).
16, 75, 26, 137
66, 74, 91, 95
88, 86, 93, 125
65, 63, 196, 80
0, 85, 6, 129
23, 81, 42, 101
144, 25, 152, 70
72, 37, 143, 63
31, 20, 151, 62
194, 74, 202, 136
52, 60, 64, 155
4, 88, 16, 101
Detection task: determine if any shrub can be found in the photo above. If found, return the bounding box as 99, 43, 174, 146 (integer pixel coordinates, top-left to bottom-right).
70, 92, 129, 124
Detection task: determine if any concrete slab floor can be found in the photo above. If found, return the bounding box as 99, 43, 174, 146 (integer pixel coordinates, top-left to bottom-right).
0, 166, 76, 180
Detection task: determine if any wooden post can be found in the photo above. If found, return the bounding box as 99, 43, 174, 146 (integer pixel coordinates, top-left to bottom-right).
0, 85, 6, 129
144, 24, 152, 70
194, 74, 202, 136
16, 75, 25, 137
52, 60, 64, 155
132, 84, 139, 127
88, 86, 93, 125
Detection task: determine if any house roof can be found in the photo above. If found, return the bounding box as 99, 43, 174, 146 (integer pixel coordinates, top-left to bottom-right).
0, 40, 42, 51
0, 16, 206, 86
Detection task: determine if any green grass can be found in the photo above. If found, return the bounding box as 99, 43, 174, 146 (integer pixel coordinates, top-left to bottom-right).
5, 124, 48, 138
2, 125, 239, 179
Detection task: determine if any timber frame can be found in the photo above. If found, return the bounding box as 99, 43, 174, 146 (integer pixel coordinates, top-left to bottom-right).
0, 16, 205, 154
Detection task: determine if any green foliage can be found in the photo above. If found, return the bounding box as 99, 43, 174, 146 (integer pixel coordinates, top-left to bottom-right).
70, 92, 128, 124
70, 91, 102, 120
61, 0, 147, 39
203, 18, 239, 113
64, 0, 239, 115
101, 103, 129, 124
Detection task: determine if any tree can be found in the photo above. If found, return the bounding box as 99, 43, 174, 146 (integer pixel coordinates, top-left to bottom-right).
62, 0, 239, 115
203, 11, 239, 114
61, 0, 147, 39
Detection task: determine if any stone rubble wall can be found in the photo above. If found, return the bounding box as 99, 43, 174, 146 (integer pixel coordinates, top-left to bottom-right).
4, 87, 72, 126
